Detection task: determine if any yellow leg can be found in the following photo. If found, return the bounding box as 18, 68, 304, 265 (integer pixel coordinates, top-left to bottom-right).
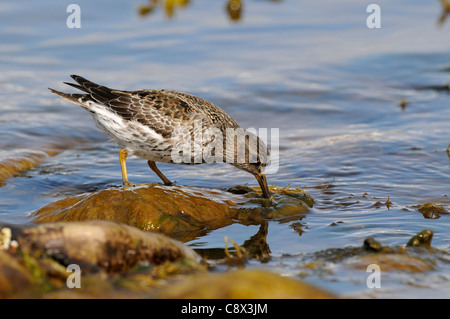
148, 161, 173, 186
119, 149, 132, 186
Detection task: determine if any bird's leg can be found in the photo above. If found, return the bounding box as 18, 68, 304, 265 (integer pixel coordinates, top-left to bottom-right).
119, 149, 132, 186
147, 160, 173, 186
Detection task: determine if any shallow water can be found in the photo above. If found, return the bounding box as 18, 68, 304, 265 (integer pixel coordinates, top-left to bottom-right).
1, 0, 450, 297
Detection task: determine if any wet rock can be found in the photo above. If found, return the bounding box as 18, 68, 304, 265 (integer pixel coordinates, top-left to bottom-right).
246, 185, 314, 208
0, 220, 335, 298
39, 257, 206, 299
351, 253, 435, 273
0, 250, 35, 298
154, 269, 335, 299
407, 229, 434, 247
299, 229, 442, 277
32, 184, 237, 242
0, 148, 61, 186
234, 185, 313, 222
227, 184, 255, 195
32, 184, 313, 242
417, 203, 447, 219
363, 237, 383, 252
0, 220, 208, 297
356, 230, 437, 273
3, 220, 201, 274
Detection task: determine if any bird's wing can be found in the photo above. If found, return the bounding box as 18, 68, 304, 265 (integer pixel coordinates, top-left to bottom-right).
69, 75, 238, 127
51, 75, 221, 138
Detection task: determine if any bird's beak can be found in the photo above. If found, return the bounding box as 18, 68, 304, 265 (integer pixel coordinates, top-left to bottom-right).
254, 172, 270, 198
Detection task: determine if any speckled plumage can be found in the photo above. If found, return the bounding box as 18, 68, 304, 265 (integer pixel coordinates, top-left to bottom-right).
49, 75, 270, 197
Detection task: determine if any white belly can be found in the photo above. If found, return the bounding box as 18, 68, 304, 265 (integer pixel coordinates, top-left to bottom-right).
87, 102, 173, 162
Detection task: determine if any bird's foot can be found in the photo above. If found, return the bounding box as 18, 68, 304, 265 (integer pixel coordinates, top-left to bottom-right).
122, 181, 137, 187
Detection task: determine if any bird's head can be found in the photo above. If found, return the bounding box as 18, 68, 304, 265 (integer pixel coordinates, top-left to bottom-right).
230, 133, 270, 198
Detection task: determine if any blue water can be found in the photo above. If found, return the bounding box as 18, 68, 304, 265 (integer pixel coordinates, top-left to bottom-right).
1, 0, 450, 297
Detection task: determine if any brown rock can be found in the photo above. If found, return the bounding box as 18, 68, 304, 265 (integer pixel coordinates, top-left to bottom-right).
417, 203, 447, 219
0, 148, 61, 186
32, 184, 237, 242
351, 254, 434, 273
12, 220, 201, 273
154, 269, 335, 299
0, 250, 34, 298
32, 184, 313, 242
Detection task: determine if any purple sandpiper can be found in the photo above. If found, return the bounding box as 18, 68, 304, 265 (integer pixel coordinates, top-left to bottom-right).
50, 75, 270, 197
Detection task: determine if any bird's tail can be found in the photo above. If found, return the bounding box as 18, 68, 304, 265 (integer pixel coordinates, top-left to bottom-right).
49, 74, 114, 108
48, 88, 88, 107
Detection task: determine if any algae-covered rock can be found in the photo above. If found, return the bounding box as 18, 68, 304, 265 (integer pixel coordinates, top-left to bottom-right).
0, 220, 207, 297
154, 269, 335, 299
363, 237, 383, 252
407, 229, 434, 247
39, 257, 207, 299
300, 229, 441, 278
0, 250, 35, 297
351, 253, 435, 273
3, 220, 200, 273
352, 230, 436, 273
31, 184, 313, 242
0, 148, 61, 186
417, 203, 447, 219
32, 184, 237, 242
1, 220, 337, 299
232, 185, 314, 208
